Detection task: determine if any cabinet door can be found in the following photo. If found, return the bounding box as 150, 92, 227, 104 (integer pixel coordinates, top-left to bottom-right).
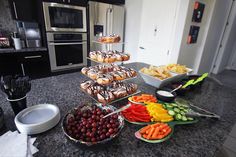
69, 0, 88, 6
42, 0, 67, 4
137, 0, 178, 66
43, 0, 88, 5
9, 0, 37, 21
0, 54, 22, 76
89, 0, 125, 5
18, 52, 50, 78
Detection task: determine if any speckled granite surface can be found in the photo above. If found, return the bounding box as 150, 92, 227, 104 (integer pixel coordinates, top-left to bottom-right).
0, 62, 236, 157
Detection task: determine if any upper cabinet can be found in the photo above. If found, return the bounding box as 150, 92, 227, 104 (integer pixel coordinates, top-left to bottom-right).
8, 0, 38, 22
42, 0, 88, 6
89, 0, 125, 5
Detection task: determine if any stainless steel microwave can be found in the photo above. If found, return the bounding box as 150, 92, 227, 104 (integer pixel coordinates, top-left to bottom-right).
43, 2, 87, 32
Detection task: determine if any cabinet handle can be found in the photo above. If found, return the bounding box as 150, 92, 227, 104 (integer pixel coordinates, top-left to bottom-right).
21, 63, 25, 76
49, 42, 87, 46
24, 55, 42, 59
13, 2, 18, 19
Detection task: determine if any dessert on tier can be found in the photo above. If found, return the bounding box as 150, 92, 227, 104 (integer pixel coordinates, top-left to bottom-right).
81, 64, 137, 85
89, 51, 130, 63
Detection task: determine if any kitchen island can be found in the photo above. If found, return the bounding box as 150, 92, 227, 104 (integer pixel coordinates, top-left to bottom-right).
0, 62, 236, 157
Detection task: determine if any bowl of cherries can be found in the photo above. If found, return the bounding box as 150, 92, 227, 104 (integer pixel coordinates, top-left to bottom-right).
62, 103, 124, 146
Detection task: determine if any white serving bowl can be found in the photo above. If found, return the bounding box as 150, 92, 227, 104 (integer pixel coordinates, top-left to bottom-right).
15, 104, 60, 135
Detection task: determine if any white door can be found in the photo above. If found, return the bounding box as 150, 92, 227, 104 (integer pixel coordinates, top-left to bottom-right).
137, 0, 178, 66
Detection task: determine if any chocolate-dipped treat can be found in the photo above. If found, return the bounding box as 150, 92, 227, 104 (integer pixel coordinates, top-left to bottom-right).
86, 83, 104, 96
97, 90, 115, 103
111, 87, 128, 98
111, 71, 126, 81
97, 74, 114, 85
80, 80, 94, 90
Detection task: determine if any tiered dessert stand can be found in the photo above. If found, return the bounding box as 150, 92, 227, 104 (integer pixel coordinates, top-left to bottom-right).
81, 37, 140, 105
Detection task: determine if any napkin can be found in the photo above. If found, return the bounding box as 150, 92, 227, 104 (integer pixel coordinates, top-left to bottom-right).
0, 131, 38, 157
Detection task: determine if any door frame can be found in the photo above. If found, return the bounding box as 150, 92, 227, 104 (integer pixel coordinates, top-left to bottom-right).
210, 0, 236, 74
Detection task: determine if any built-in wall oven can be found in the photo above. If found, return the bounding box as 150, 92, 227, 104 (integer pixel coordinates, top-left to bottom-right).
47, 32, 87, 72
42, 2, 88, 72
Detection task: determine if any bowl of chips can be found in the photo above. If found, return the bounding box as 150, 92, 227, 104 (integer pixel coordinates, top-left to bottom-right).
139, 65, 178, 88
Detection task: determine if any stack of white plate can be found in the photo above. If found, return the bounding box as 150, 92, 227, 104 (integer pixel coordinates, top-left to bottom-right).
15, 104, 60, 135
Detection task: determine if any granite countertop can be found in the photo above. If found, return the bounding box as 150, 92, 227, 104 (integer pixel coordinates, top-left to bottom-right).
0, 62, 236, 157
0, 47, 47, 53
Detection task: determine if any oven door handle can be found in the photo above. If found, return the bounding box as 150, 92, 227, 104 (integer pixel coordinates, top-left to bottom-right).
48, 42, 87, 46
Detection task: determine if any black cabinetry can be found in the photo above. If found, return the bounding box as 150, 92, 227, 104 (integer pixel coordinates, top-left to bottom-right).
0, 54, 21, 76
0, 51, 50, 79
8, 0, 38, 22
42, 0, 88, 6
18, 52, 50, 78
89, 0, 125, 5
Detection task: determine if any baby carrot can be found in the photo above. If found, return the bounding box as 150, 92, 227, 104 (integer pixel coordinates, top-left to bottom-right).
145, 127, 152, 134
163, 127, 172, 137
151, 127, 160, 139
140, 125, 151, 134
146, 127, 155, 139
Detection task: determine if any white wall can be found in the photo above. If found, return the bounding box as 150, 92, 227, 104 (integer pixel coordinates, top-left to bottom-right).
197, 0, 232, 74
124, 0, 143, 63
177, 0, 216, 73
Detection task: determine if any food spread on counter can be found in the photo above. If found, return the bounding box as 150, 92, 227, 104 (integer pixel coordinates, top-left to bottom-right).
139, 123, 172, 140
76, 33, 210, 144
89, 51, 130, 63
81, 64, 137, 85
140, 65, 172, 80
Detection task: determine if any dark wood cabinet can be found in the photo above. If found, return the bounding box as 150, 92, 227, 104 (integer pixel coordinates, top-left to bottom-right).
0, 54, 22, 76
8, 0, 38, 22
0, 51, 50, 79
89, 0, 125, 5
42, 0, 88, 6
17, 52, 50, 78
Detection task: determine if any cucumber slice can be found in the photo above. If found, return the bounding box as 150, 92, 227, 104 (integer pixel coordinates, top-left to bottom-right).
187, 117, 194, 121
183, 109, 188, 113
179, 107, 185, 110
175, 114, 182, 120
182, 116, 187, 121
166, 104, 173, 108
174, 108, 180, 113
171, 103, 178, 107
168, 110, 175, 116
180, 111, 186, 115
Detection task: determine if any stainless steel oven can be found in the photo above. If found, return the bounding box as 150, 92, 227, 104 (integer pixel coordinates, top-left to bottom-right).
47, 32, 87, 72
43, 2, 87, 32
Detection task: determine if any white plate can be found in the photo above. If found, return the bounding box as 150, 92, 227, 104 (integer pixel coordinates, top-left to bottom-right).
15, 104, 60, 135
